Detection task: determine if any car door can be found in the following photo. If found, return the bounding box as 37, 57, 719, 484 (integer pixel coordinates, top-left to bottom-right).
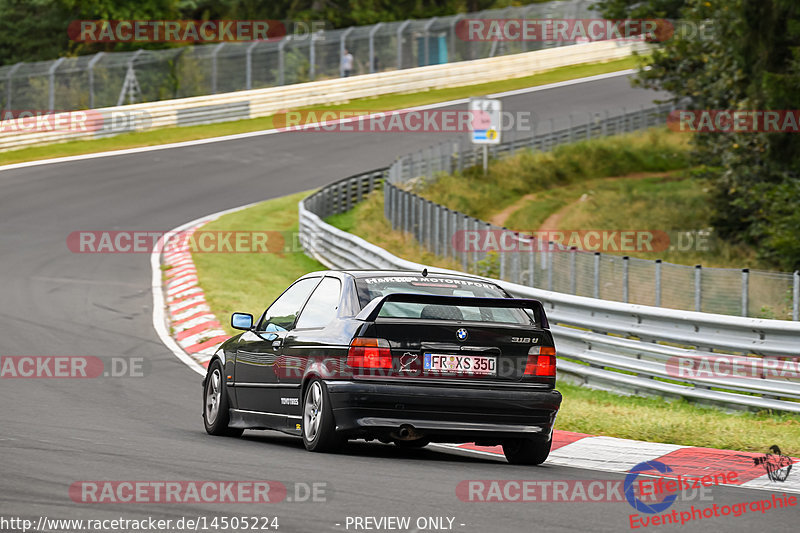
278, 277, 346, 417
233, 277, 321, 414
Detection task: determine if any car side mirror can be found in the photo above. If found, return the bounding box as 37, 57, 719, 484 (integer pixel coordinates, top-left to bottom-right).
231, 312, 254, 331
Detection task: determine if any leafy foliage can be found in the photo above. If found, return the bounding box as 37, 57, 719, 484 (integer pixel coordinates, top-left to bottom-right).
0, 0, 539, 64
596, 0, 800, 270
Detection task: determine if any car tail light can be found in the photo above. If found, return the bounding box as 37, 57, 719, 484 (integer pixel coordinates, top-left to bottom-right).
347, 338, 392, 369
524, 346, 557, 377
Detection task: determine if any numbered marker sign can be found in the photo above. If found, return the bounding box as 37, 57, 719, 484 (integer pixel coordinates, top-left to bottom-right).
470, 97, 502, 145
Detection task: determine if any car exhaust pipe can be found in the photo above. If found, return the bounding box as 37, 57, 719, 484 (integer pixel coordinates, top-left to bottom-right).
391, 424, 422, 441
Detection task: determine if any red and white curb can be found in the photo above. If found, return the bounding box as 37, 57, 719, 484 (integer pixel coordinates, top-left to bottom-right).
436, 432, 799, 493
162, 228, 230, 368
151, 204, 260, 376
151, 206, 798, 492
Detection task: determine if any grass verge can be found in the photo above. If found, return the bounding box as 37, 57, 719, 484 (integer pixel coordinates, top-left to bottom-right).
0, 55, 642, 167
557, 381, 800, 453
417, 127, 692, 221
190, 190, 325, 336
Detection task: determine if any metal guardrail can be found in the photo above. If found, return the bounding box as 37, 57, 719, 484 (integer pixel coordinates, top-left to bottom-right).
297, 128, 800, 412
383, 105, 800, 320
0, 39, 643, 151
299, 180, 800, 412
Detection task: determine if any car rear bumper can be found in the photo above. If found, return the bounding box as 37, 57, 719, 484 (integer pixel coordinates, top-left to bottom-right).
325, 379, 561, 443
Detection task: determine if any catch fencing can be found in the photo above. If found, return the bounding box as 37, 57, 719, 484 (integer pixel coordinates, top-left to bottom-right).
382, 104, 800, 320
298, 172, 800, 413
0, 0, 596, 113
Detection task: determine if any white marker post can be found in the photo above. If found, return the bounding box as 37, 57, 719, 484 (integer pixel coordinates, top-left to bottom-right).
469, 97, 502, 175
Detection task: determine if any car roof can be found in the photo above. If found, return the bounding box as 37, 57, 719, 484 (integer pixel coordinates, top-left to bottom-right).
302, 269, 497, 283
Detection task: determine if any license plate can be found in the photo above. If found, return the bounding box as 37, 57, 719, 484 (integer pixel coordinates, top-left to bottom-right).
423, 353, 497, 375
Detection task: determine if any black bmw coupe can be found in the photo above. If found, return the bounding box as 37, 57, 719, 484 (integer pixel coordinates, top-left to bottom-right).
202, 270, 561, 465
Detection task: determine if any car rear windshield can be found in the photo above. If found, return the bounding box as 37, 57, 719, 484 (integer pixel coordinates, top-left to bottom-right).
354, 275, 536, 325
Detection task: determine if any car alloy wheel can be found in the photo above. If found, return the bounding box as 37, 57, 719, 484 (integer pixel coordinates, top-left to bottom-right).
205, 368, 222, 425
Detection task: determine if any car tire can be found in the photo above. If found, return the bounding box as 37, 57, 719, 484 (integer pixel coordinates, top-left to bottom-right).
203, 360, 243, 437
302, 379, 343, 452
502, 437, 551, 465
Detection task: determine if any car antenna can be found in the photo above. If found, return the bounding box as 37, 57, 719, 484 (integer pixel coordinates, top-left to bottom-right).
422, 268, 428, 277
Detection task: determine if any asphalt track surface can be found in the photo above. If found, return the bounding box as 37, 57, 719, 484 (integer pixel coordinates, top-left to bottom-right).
1, 74, 796, 533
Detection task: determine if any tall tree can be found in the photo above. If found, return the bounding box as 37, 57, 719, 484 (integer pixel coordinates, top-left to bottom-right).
598, 0, 800, 269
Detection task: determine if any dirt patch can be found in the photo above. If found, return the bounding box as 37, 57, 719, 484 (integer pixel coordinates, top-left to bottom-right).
488, 172, 674, 230
488, 194, 537, 227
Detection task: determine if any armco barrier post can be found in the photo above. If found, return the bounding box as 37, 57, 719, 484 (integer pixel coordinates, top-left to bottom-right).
384, 182, 389, 221
695, 265, 702, 312
547, 242, 554, 291
451, 211, 458, 261
426, 200, 433, 249
471, 218, 479, 271
461, 215, 468, 271
402, 191, 409, 234
594, 252, 600, 298
393, 187, 400, 230
794, 271, 799, 321
623, 256, 629, 303
741, 268, 749, 317
655, 259, 662, 307
500, 239, 507, 280
418, 196, 425, 243
570, 248, 577, 295
433, 203, 440, 256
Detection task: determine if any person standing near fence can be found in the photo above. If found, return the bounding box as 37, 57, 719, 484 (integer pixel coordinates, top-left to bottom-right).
342, 49, 354, 77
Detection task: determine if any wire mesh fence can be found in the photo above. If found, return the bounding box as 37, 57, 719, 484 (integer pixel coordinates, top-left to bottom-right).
0, 0, 597, 113
383, 104, 800, 320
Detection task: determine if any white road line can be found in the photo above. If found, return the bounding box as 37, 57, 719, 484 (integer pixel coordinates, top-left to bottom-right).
1, 69, 635, 174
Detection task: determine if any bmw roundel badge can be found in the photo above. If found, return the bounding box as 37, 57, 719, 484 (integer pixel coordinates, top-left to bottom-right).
456, 328, 468, 341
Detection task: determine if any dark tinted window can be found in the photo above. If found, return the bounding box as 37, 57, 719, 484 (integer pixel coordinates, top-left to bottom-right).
259, 277, 320, 331
295, 277, 342, 329
354, 275, 535, 325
